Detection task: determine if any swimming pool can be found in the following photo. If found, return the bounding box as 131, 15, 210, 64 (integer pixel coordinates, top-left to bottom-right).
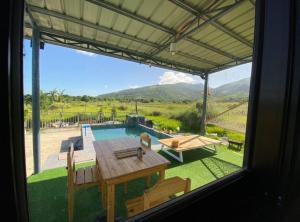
91, 125, 169, 145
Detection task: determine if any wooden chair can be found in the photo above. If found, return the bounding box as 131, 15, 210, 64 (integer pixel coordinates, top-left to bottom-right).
126, 176, 191, 218
140, 133, 151, 149
123, 133, 152, 194
67, 143, 101, 222
140, 133, 153, 187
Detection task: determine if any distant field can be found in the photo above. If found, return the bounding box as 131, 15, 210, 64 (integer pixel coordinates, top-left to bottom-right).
25, 100, 248, 142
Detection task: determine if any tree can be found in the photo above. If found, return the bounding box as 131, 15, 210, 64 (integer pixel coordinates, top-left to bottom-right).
81, 95, 90, 113
40, 90, 53, 112
24, 94, 32, 106
196, 102, 203, 113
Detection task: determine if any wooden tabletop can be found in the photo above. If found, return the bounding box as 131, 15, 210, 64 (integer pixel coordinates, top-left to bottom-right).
159, 135, 221, 152
93, 138, 170, 181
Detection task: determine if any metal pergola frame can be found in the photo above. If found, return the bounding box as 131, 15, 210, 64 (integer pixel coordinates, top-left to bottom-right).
24, 0, 254, 174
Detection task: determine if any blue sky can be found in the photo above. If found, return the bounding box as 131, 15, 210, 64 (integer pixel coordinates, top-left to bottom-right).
23, 40, 251, 96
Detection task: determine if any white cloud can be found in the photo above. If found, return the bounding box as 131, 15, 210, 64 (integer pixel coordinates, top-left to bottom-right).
159, 71, 197, 85
129, 85, 139, 89
75, 50, 96, 57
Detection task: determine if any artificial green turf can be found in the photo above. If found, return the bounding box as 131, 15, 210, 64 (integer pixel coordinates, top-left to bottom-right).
27, 145, 243, 222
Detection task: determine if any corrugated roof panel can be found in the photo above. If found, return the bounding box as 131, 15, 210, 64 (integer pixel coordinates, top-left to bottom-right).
112, 14, 131, 33
159, 4, 190, 31
224, 10, 255, 31
144, 1, 176, 27
123, 19, 144, 37
82, 26, 96, 40
228, 48, 252, 59
44, 0, 62, 12
98, 7, 118, 28
25, 0, 254, 74
116, 37, 132, 49
28, 0, 45, 7
244, 31, 254, 42
231, 21, 254, 37
146, 30, 168, 45
217, 40, 244, 53
126, 0, 160, 18
106, 34, 122, 45
185, 0, 218, 11
83, 1, 100, 24
95, 30, 110, 43
169, 35, 233, 65
66, 21, 81, 36
193, 25, 224, 44
218, 1, 253, 25
225, 44, 250, 57
49, 16, 67, 32
32, 12, 51, 28
64, 0, 81, 18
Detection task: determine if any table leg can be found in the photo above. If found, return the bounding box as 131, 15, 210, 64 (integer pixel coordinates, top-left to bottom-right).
147, 175, 151, 187
124, 182, 128, 194
158, 169, 165, 181
102, 181, 107, 209
106, 183, 115, 222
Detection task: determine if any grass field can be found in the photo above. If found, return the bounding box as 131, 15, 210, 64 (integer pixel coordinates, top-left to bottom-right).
25, 99, 248, 143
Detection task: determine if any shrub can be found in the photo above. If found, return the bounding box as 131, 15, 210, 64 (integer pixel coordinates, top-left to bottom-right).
118, 105, 127, 111
145, 116, 181, 132
206, 124, 226, 136
206, 124, 245, 142
226, 131, 245, 142
172, 109, 201, 132
151, 111, 162, 116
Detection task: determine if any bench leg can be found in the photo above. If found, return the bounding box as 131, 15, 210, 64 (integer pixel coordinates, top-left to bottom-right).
161, 147, 183, 163
68, 186, 74, 222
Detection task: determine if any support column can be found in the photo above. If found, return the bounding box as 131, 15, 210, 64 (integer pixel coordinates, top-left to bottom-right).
200, 73, 208, 135
32, 26, 41, 174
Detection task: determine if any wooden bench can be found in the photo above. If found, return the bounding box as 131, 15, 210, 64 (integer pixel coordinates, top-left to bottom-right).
67, 143, 101, 222
126, 177, 191, 218
228, 139, 243, 150
159, 135, 221, 163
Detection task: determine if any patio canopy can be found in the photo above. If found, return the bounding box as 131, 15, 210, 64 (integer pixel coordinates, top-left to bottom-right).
24, 0, 255, 77
25, 0, 255, 174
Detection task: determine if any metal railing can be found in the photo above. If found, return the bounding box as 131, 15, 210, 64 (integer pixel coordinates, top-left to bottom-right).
24, 112, 126, 129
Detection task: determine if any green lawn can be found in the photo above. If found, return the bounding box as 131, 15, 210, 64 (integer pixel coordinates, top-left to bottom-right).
27, 145, 243, 222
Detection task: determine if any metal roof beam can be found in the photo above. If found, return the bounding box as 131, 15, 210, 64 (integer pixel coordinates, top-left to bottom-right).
86, 0, 175, 35
208, 55, 252, 74
27, 5, 158, 49
28, 25, 205, 74
85, 0, 240, 61
149, 1, 244, 57
185, 37, 238, 60
206, 18, 253, 47
25, 7, 219, 67
176, 51, 219, 67
170, 0, 252, 48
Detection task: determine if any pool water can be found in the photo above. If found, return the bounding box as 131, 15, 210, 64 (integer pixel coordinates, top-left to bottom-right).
92, 127, 161, 144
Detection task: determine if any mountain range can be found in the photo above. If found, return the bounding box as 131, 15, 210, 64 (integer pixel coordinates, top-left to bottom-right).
98, 78, 250, 101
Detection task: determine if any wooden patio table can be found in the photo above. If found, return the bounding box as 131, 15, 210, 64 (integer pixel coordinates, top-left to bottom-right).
93, 137, 170, 222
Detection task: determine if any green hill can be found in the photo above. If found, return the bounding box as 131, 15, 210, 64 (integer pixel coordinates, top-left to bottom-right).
98, 78, 250, 101
214, 78, 250, 96
98, 83, 204, 101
